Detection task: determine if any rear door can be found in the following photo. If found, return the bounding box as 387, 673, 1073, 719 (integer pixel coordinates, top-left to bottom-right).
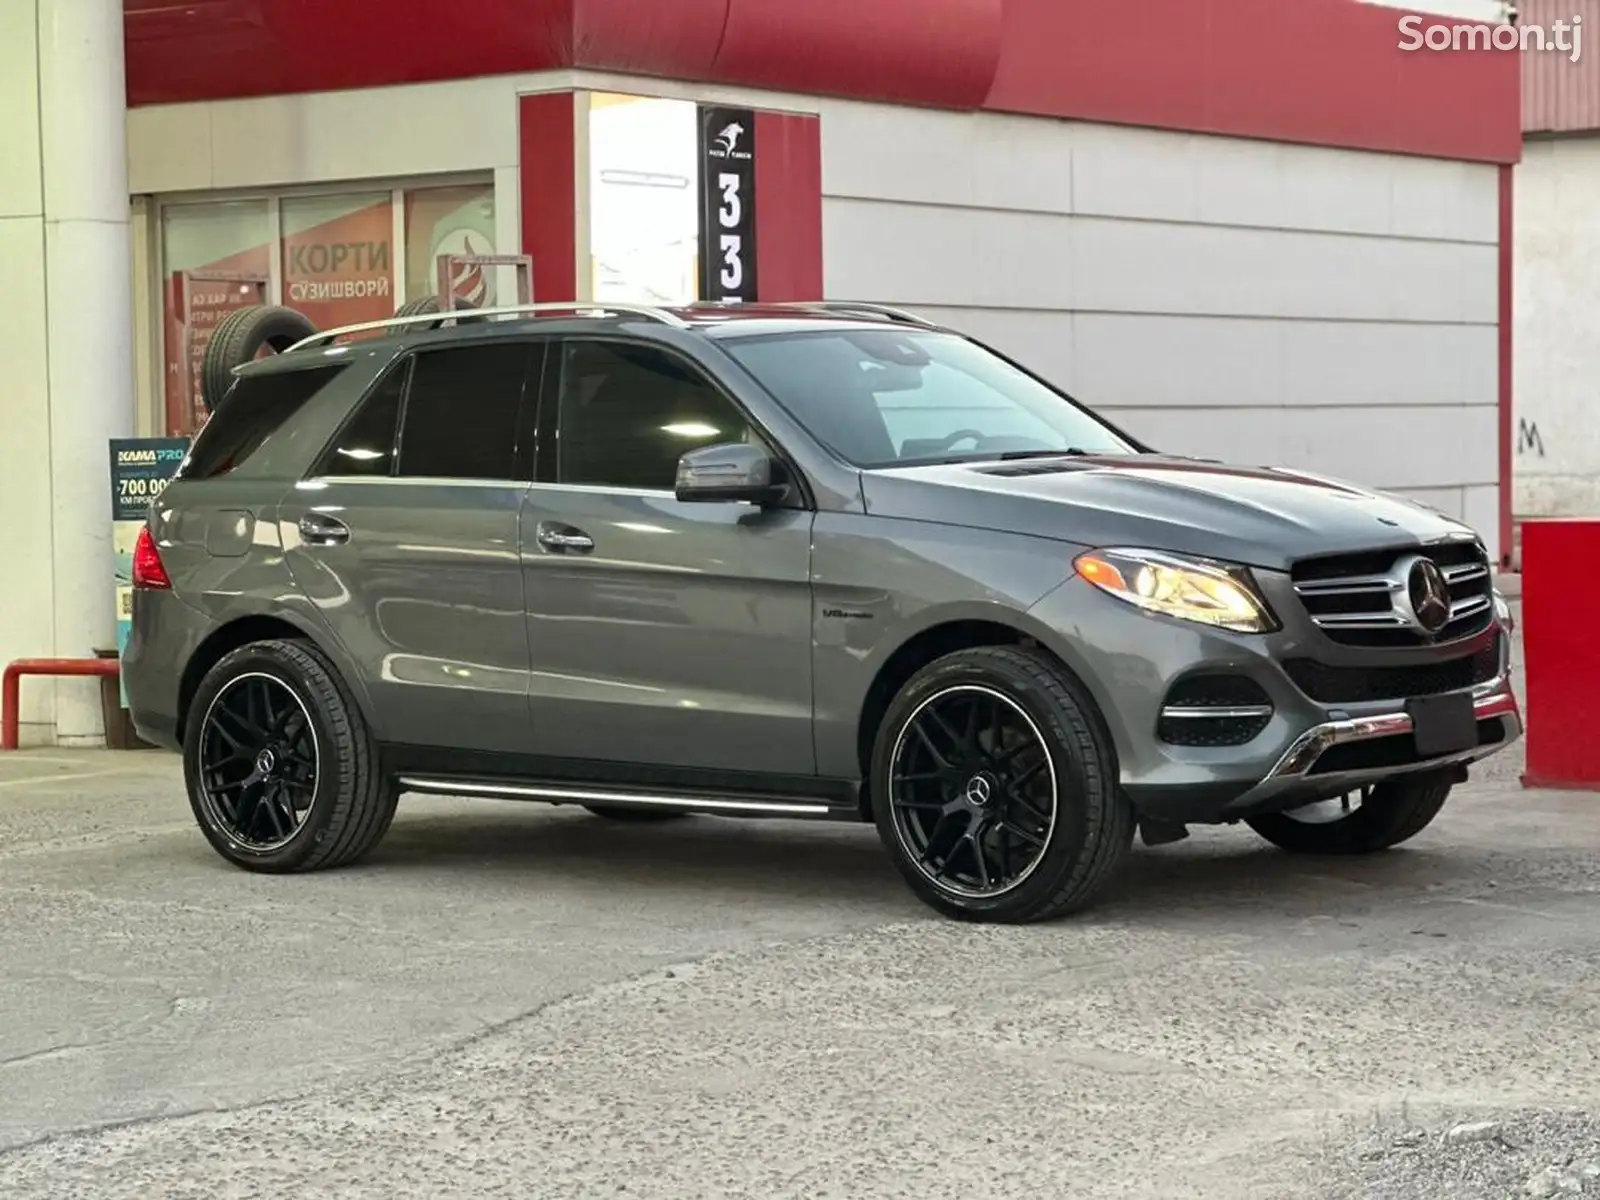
280, 338, 543, 752
519, 336, 816, 775
150, 361, 354, 612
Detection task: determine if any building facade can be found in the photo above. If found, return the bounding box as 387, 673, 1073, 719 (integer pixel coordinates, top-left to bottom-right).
2, 0, 1521, 744
1514, 0, 1600, 554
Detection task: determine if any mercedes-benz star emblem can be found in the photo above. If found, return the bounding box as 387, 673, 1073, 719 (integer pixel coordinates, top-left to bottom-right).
963, 775, 993, 807
255, 748, 277, 777
1405, 557, 1452, 634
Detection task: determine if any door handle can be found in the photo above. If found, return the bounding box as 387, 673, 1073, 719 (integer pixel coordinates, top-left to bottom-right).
298, 513, 351, 546
536, 522, 594, 553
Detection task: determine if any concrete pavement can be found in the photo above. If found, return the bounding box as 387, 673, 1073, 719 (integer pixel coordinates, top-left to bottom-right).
7, 608, 1600, 1197
3, 754, 1600, 1195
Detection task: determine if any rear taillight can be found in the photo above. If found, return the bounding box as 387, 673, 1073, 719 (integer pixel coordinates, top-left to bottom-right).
132, 526, 171, 590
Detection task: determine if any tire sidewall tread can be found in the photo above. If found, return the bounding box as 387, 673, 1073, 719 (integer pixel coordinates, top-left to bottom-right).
183, 638, 394, 873
870, 644, 1133, 923
1245, 772, 1454, 855
201, 305, 318, 413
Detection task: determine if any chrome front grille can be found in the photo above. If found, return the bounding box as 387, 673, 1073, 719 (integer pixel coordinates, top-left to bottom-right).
1290, 539, 1494, 647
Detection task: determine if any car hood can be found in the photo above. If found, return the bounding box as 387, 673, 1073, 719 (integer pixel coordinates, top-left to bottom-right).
861, 454, 1480, 572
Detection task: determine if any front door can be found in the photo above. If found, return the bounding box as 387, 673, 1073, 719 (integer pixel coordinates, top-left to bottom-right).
281, 338, 542, 753
520, 337, 815, 776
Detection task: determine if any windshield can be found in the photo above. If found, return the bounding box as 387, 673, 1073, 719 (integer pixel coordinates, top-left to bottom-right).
720, 328, 1137, 468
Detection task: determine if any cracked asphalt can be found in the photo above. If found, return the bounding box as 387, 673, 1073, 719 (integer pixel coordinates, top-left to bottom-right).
5, 610, 1600, 1198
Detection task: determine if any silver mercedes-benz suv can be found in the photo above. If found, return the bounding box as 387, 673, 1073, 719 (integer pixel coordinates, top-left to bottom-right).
123, 300, 1521, 923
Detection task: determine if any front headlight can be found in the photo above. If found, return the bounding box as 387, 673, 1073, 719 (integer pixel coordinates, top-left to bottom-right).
1073, 547, 1278, 633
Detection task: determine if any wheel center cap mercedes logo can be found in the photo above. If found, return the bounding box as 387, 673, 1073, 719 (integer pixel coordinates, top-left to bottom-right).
255, 748, 277, 777
964, 774, 994, 807
1405, 556, 1452, 634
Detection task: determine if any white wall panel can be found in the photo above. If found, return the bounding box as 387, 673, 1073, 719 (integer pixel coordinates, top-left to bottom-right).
1390, 158, 1500, 243
1204, 143, 1394, 237
1462, 484, 1502, 546
821, 103, 1502, 550
829, 203, 1495, 325
820, 101, 1072, 215
903, 309, 1496, 416
1104, 404, 1497, 490
824, 199, 1075, 311
1071, 219, 1496, 323
129, 75, 525, 194
1076, 315, 1494, 409
1514, 135, 1600, 519
0, 0, 43, 219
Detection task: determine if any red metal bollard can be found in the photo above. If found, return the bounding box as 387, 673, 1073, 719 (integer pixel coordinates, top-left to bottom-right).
1521, 518, 1600, 789
1, 658, 122, 751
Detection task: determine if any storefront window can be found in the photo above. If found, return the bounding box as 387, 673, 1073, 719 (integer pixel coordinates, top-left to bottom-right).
156, 180, 497, 436
281, 192, 396, 332
161, 199, 271, 436
404, 183, 498, 306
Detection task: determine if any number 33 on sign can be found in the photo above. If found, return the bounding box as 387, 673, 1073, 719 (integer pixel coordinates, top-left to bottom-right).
698, 105, 758, 304
717, 173, 744, 292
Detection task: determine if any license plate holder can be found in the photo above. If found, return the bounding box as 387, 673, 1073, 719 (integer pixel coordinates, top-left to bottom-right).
1407, 692, 1478, 757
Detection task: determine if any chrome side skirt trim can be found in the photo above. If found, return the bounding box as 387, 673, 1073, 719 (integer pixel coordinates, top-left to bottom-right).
1265, 678, 1521, 782
397, 776, 834, 817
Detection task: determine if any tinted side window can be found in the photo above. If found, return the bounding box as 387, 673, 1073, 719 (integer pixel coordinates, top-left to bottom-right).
181, 365, 347, 480
557, 341, 751, 490
317, 363, 406, 478
396, 343, 533, 481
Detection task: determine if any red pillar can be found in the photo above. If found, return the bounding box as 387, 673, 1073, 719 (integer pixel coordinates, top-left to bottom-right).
519, 92, 578, 304
754, 111, 824, 302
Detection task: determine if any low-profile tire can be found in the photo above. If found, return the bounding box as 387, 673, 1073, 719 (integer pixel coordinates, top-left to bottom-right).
583, 805, 689, 822
389, 294, 482, 332
201, 305, 318, 413
1245, 771, 1454, 855
870, 644, 1134, 924
183, 638, 398, 873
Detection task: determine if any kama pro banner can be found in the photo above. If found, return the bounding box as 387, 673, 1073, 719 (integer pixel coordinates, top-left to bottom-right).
697, 105, 758, 303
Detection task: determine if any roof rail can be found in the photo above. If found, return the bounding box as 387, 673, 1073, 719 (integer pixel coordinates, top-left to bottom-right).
287, 301, 689, 352
771, 300, 941, 328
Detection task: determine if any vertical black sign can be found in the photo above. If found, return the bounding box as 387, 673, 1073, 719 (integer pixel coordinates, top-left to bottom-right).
698, 105, 758, 304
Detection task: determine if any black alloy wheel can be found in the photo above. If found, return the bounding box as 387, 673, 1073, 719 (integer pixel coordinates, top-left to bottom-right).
183, 638, 398, 873
887, 684, 1057, 899
871, 645, 1134, 923
196, 672, 319, 851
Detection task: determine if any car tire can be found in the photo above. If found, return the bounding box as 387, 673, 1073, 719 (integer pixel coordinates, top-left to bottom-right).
389, 294, 482, 332
183, 638, 398, 873
582, 805, 689, 822
870, 644, 1134, 923
201, 305, 318, 413
1245, 771, 1454, 855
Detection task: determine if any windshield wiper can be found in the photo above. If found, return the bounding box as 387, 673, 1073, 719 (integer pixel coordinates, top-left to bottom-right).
995, 448, 1090, 461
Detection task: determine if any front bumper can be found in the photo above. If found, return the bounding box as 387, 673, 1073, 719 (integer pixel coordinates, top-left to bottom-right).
1026, 570, 1523, 826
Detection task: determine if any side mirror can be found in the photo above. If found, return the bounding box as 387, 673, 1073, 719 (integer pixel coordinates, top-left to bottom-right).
675, 442, 790, 505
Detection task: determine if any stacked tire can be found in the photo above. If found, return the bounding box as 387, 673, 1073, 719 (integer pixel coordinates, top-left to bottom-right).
199, 297, 483, 414
388, 294, 482, 331
200, 305, 318, 413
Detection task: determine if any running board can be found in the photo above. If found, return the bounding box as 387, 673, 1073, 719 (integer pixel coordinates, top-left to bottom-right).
397, 776, 840, 818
